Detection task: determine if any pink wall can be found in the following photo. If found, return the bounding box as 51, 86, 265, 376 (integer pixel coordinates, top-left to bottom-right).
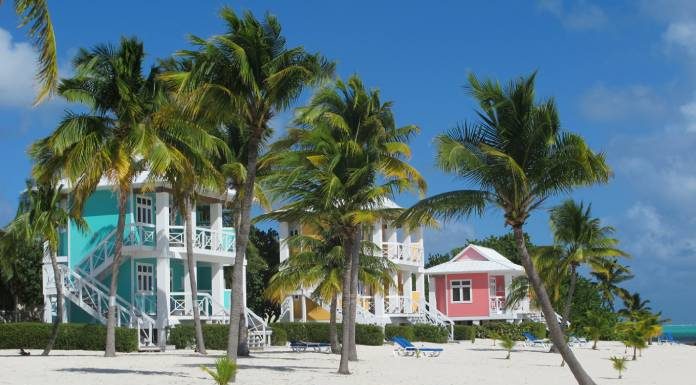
435, 273, 490, 317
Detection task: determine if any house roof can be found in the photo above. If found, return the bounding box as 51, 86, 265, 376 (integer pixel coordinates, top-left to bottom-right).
425, 244, 524, 275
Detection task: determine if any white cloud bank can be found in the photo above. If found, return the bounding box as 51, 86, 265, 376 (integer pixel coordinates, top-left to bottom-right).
538, 0, 607, 30
0, 27, 39, 108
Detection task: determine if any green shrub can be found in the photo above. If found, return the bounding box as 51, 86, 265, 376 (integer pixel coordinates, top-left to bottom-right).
271, 327, 287, 346
385, 325, 415, 341
201, 357, 237, 385
168, 324, 230, 350
474, 321, 547, 341
0, 322, 137, 352
271, 322, 384, 346
413, 324, 448, 343
454, 325, 478, 342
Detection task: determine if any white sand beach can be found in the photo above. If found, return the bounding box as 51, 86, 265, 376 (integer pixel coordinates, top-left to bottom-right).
0, 340, 690, 385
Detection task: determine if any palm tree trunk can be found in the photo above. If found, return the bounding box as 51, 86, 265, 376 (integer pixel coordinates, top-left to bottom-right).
237, 308, 249, 356
338, 232, 354, 374
105, 187, 127, 357
348, 228, 361, 361
512, 226, 596, 385
561, 266, 578, 331
227, 129, 262, 375
632, 346, 637, 360
42, 245, 61, 356
329, 292, 339, 354
185, 197, 206, 355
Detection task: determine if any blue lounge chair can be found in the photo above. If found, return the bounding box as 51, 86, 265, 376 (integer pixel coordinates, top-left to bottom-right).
392, 336, 443, 357
290, 340, 331, 353
523, 332, 550, 348
659, 332, 677, 345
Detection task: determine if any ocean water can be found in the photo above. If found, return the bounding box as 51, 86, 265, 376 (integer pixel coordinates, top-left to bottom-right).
662, 325, 696, 343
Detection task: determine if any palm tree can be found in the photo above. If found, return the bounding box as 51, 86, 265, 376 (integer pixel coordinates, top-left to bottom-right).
30, 37, 166, 357
399, 73, 610, 385
263, 75, 425, 374
619, 293, 652, 321
500, 336, 515, 359
164, 8, 334, 367
590, 259, 632, 310
7, 180, 85, 355
542, 200, 627, 330
582, 309, 614, 349
609, 356, 628, 379
3, 0, 58, 103
265, 228, 394, 354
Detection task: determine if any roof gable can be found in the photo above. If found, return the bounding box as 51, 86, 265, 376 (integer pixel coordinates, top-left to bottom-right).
425, 244, 524, 275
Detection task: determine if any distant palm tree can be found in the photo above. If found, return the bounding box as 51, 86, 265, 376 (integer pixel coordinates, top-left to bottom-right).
609, 356, 627, 379
263, 75, 425, 374
265, 228, 395, 354
164, 8, 334, 367
590, 259, 632, 310
500, 336, 515, 359
7, 180, 85, 355
3, 0, 58, 103
399, 73, 610, 385
619, 293, 652, 321
30, 37, 168, 357
540, 200, 628, 329
582, 309, 614, 350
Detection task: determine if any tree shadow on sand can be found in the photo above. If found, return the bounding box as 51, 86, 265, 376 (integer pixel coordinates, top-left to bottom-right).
55, 368, 197, 378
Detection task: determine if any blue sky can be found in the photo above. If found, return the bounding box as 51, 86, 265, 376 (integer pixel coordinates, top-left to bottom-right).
1, 0, 695, 322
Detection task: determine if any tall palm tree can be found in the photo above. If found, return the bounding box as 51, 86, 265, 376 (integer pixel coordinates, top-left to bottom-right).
3, 0, 58, 103
398, 73, 610, 385
7, 180, 85, 355
264, 74, 425, 374
265, 227, 394, 354
164, 8, 334, 367
30, 37, 167, 357
619, 292, 652, 321
542, 200, 628, 329
590, 258, 632, 310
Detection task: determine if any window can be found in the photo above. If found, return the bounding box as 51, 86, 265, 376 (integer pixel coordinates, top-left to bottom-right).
136, 195, 153, 224
489, 277, 497, 297
136, 263, 154, 293
451, 280, 471, 303
196, 205, 211, 227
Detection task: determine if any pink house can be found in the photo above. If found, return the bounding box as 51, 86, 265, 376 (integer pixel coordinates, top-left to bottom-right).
426, 244, 533, 323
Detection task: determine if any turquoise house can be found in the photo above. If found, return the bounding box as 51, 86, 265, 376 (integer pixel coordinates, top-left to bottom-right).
41, 175, 269, 350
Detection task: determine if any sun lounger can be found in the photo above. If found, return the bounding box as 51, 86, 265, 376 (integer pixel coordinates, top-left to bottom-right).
569, 335, 588, 347
658, 332, 677, 345
289, 340, 331, 353
523, 332, 550, 348
392, 336, 443, 357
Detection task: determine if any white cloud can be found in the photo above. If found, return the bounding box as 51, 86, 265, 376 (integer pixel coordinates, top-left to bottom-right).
538, 0, 607, 30
663, 21, 696, 56
679, 95, 696, 132
0, 28, 39, 108
580, 84, 666, 122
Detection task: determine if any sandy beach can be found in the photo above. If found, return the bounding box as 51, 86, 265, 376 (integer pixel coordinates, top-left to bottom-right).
0, 340, 690, 385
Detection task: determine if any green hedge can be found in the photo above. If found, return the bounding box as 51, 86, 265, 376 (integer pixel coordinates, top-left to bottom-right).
385, 324, 448, 343
270, 322, 384, 346
453, 325, 477, 341
270, 327, 287, 346
476, 321, 547, 341
169, 324, 230, 350
0, 322, 137, 352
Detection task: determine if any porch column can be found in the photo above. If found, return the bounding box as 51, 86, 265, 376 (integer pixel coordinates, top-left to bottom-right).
279, 222, 290, 263
415, 273, 425, 312
211, 203, 223, 249
300, 289, 307, 322
288, 296, 295, 322
155, 191, 171, 349
374, 292, 385, 319
211, 263, 224, 316
428, 275, 437, 309
404, 273, 413, 312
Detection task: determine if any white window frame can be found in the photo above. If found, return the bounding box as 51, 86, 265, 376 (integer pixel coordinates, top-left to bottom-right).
136, 195, 153, 225
136, 263, 154, 294
451, 279, 472, 303
489, 277, 497, 297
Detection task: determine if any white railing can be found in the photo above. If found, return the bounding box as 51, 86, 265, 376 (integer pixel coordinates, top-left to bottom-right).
381, 242, 423, 264
490, 296, 505, 314
422, 301, 454, 340
329, 297, 385, 325
77, 229, 118, 277
385, 295, 417, 314
124, 223, 156, 248
134, 293, 157, 316
59, 265, 156, 347
279, 297, 292, 321
168, 226, 235, 254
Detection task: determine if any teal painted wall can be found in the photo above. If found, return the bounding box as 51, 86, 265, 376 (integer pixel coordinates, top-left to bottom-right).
67, 189, 125, 266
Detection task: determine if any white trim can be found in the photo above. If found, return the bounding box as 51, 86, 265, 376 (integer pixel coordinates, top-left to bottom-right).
135, 262, 155, 294
135, 194, 154, 225
450, 279, 472, 303
444, 274, 449, 315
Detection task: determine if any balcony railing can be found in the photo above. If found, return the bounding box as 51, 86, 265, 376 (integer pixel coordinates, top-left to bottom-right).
382, 242, 423, 264
490, 296, 506, 314
168, 226, 235, 254
385, 295, 418, 314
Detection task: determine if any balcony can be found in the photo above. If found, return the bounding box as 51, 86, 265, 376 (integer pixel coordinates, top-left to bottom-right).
381, 242, 423, 265
168, 226, 235, 256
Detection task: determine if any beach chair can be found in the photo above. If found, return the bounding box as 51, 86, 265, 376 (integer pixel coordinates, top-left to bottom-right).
391, 336, 443, 357
289, 340, 331, 353
568, 335, 588, 347
658, 332, 677, 345
523, 332, 550, 349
